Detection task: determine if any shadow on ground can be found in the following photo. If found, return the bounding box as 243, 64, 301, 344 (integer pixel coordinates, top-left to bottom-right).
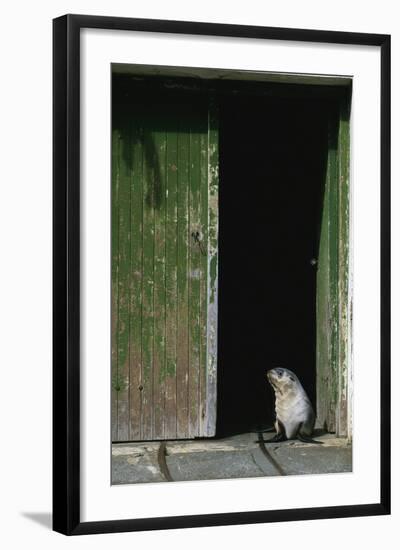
22, 512, 52, 530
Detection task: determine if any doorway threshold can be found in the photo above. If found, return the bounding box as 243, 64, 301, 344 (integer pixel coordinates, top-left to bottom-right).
112, 432, 352, 485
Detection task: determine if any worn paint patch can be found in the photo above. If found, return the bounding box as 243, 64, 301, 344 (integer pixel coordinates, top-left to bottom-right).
165, 359, 176, 378
209, 255, 218, 304
190, 268, 201, 279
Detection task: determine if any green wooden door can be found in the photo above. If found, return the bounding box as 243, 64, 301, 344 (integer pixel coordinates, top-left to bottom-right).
316, 98, 350, 437
112, 90, 218, 442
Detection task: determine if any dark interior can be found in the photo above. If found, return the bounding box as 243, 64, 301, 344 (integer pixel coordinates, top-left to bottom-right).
216, 91, 330, 437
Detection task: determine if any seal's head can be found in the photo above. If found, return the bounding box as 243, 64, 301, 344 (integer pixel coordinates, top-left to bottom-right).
267, 367, 299, 394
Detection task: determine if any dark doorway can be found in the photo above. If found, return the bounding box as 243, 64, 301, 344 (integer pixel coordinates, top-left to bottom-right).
216, 91, 330, 437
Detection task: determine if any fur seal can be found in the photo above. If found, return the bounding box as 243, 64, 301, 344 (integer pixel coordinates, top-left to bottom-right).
266, 367, 322, 444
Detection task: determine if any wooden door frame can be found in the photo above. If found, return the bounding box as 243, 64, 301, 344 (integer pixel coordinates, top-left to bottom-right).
316, 92, 352, 439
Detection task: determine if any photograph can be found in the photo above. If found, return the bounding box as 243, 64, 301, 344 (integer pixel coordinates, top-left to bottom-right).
110, 64, 352, 484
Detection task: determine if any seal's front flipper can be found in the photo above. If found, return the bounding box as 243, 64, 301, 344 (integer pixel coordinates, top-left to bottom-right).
297, 433, 324, 445
256, 419, 287, 443
297, 422, 324, 444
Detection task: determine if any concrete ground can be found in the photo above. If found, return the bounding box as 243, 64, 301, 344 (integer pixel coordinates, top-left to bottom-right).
112, 431, 352, 484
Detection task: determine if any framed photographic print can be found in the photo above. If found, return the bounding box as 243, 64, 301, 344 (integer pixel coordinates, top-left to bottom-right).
53, 14, 390, 535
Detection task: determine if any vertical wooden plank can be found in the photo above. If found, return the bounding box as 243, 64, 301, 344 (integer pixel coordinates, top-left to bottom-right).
316, 113, 334, 432
316, 144, 330, 431
188, 118, 202, 438
165, 117, 179, 439
152, 118, 167, 439
199, 108, 209, 435
316, 107, 339, 434
205, 98, 219, 436
176, 117, 190, 439
328, 111, 339, 431
141, 117, 155, 440
111, 126, 120, 442
337, 96, 351, 438
116, 118, 132, 441
128, 113, 143, 440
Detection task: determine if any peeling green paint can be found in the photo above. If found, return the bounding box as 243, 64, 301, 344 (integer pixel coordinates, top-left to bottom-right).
112, 371, 129, 393
166, 359, 177, 378
209, 255, 218, 304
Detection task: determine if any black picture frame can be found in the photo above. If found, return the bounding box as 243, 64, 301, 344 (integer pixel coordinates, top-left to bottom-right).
53, 14, 391, 536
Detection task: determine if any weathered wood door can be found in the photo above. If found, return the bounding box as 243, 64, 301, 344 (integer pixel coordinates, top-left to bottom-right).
316, 97, 350, 437
112, 88, 218, 442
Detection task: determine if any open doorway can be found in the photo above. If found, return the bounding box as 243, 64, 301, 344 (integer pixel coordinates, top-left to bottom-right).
111, 69, 350, 444
216, 92, 331, 436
